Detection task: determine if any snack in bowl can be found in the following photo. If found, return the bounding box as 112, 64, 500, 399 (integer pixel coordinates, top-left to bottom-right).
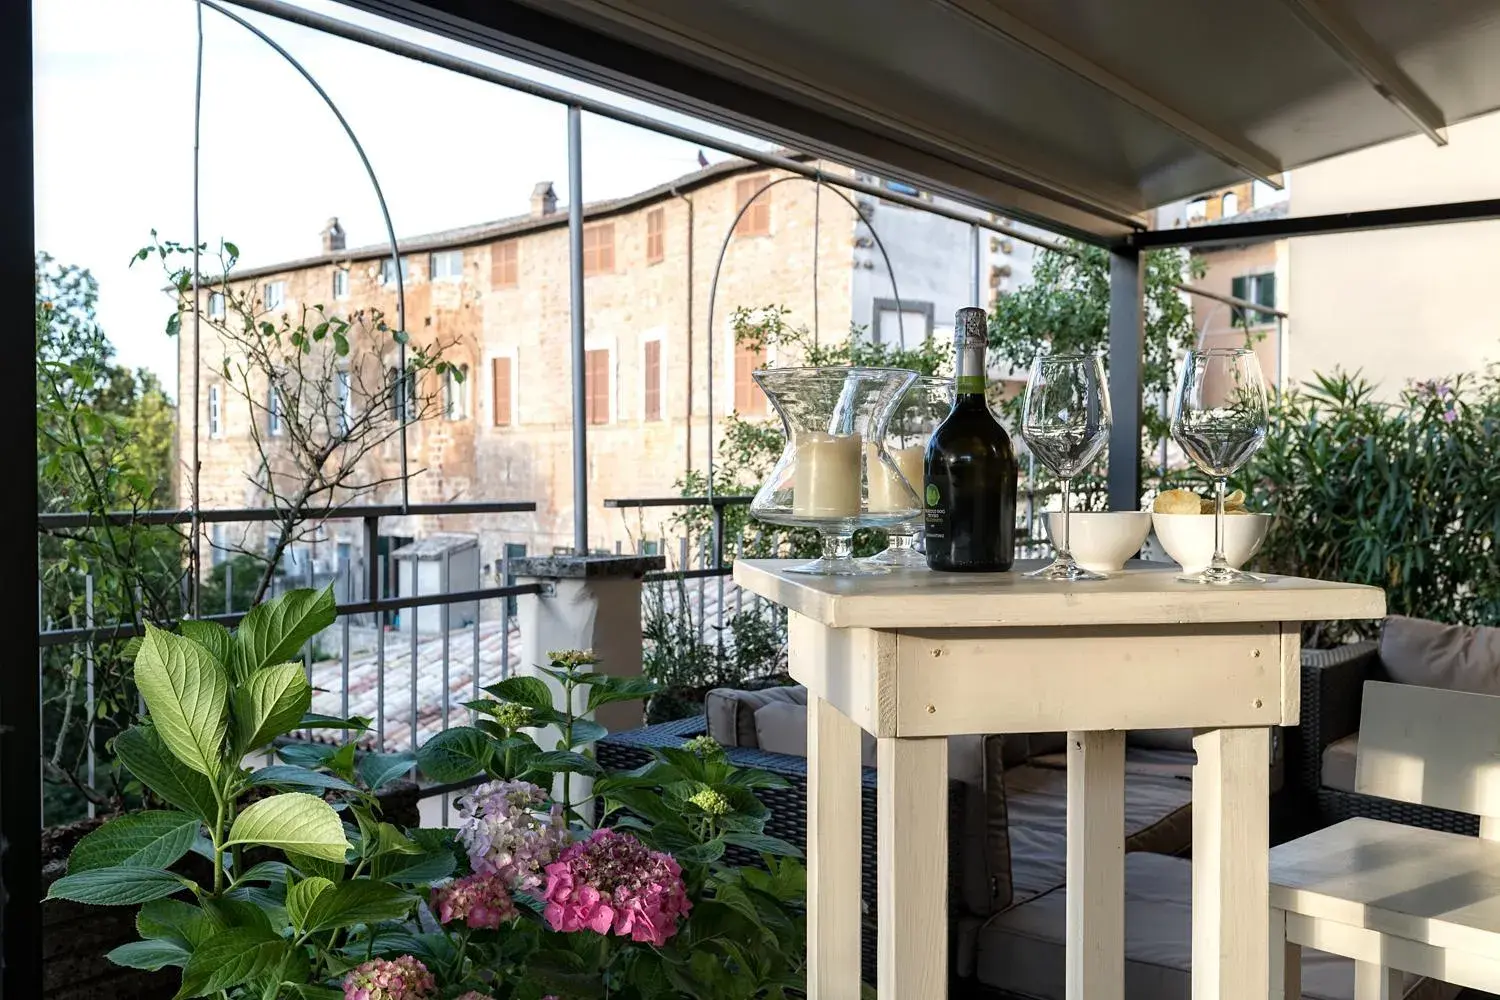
1152, 488, 1202, 515
1200, 488, 1248, 514
1150, 487, 1271, 575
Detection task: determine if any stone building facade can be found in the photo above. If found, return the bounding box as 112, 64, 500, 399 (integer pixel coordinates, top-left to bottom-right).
180, 157, 1008, 577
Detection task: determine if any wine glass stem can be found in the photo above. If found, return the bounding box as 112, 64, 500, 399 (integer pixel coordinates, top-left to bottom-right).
1212, 477, 1228, 568
1059, 477, 1073, 560
822, 532, 854, 563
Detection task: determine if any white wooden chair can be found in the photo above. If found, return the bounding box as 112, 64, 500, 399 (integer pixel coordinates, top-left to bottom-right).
1269, 680, 1500, 1000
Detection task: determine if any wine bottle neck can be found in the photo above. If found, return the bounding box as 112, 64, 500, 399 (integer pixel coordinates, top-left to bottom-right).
955, 341, 987, 396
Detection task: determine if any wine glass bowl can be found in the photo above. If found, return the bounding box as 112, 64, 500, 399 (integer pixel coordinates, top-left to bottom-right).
748, 366, 921, 575
1170, 348, 1270, 585
865, 375, 954, 568
1021, 353, 1111, 582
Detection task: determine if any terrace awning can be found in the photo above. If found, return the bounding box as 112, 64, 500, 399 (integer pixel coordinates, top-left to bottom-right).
344, 0, 1500, 243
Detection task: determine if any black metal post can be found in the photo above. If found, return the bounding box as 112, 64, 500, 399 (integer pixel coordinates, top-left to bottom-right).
1107, 246, 1145, 513
567, 105, 588, 555
2, 0, 39, 992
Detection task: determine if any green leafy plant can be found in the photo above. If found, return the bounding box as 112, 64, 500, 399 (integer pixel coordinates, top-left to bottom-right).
50, 586, 447, 997
1246, 368, 1500, 645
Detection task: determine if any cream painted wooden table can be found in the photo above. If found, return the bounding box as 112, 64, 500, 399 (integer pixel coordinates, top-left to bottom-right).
732, 560, 1386, 1000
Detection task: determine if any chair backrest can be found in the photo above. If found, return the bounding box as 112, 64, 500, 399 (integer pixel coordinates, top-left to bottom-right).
1355, 680, 1500, 837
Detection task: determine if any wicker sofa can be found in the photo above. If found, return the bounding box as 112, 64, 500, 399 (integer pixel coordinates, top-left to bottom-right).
1292, 617, 1500, 837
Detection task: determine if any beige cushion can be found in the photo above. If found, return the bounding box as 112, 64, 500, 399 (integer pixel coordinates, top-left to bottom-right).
703, 685, 806, 747
752, 700, 877, 767
1030, 746, 1197, 782
1320, 732, 1360, 793
1003, 765, 1193, 901
1380, 615, 1500, 695
975, 853, 1441, 1000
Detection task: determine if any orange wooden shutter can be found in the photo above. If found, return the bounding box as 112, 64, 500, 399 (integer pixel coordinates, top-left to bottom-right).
734, 176, 770, 236
492, 243, 517, 287
734, 342, 766, 413
492, 357, 511, 426
644, 340, 661, 420
585, 349, 610, 424
646, 209, 664, 264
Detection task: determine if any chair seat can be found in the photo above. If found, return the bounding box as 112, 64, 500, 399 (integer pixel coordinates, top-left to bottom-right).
1270, 817, 1500, 957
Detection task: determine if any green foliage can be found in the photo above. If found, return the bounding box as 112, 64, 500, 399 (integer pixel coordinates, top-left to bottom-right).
1246, 368, 1500, 644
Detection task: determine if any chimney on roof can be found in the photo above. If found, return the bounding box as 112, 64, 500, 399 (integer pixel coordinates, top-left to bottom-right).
322, 217, 346, 252
530, 182, 557, 217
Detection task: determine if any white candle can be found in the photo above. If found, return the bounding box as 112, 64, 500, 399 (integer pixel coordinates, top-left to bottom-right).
792, 432, 863, 517
866, 442, 926, 513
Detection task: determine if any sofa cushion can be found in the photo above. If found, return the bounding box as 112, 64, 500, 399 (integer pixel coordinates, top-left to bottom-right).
975, 853, 1440, 1000
1320, 732, 1359, 793
752, 700, 877, 767
704, 685, 806, 747
1030, 745, 1197, 782
1380, 615, 1500, 695
1003, 765, 1193, 901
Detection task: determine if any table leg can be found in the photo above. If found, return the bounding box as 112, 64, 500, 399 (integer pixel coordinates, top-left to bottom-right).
808, 696, 863, 999
1269, 907, 1300, 1000
877, 736, 948, 999
1192, 727, 1271, 1000
1353, 962, 1401, 1000
1066, 731, 1125, 1000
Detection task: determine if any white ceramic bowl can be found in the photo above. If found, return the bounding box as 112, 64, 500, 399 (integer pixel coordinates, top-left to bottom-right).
1042, 511, 1153, 574
1150, 512, 1272, 575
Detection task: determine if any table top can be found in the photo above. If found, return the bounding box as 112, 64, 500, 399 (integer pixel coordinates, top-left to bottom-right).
1270, 818, 1500, 955
733, 559, 1386, 629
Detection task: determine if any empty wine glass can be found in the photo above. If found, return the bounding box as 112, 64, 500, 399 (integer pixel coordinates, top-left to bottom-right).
1021, 353, 1111, 581
1170, 347, 1269, 585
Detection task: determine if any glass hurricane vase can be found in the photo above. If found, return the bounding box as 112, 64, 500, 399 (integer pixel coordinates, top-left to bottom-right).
865, 375, 954, 568
749, 366, 921, 575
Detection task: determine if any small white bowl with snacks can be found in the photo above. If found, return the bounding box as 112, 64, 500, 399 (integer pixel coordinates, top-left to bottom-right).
1149, 488, 1271, 575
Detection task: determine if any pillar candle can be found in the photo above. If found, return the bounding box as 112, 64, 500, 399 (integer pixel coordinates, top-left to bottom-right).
866, 442, 926, 513
792, 432, 863, 517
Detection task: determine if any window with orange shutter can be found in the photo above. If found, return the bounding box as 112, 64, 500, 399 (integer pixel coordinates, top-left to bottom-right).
734, 175, 771, 236
643, 340, 661, 421
585, 349, 611, 424
646, 209, 665, 264
492, 242, 518, 287
734, 341, 767, 414
492, 356, 512, 426
583, 224, 615, 276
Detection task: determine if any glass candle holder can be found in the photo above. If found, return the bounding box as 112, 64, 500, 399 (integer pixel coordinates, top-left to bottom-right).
865, 375, 954, 568
748, 366, 920, 575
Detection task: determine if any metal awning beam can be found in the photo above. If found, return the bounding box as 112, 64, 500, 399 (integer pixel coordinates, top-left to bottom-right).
1129, 197, 1500, 249
939, 0, 1285, 187
1280, 0, 1448, 146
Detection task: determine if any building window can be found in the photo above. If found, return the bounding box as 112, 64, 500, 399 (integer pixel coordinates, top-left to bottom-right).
209, 523, 227, 567
492, 356, 513, 427
334, 368, 353, 433
1221, 191, 1240, 219
263, 280, 286, 311
646, 208, 665, 264
583, 224, 615, 276
332, 268, 349, 299
643, 338, 662, 421
268, 386, 284, 436
585, 348, 611, 424
1186, 198, 1209, 224
207, 291, 225, 319
388, 366, 415, 422
430, 249, 464, 282
1230, 273, 1277, 327
492, 242, 518, 287
379, 257, 410, 287
444, 364, 469, 420
208, 384, 223, 438
872, 299, 934, 346
734, 340, 766, 415
734, 175, 771, 236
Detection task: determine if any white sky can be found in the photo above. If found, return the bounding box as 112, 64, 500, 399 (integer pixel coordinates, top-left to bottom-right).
34, 0, 769, 396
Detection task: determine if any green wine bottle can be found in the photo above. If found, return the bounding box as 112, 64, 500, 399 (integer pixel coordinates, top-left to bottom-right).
924, 307, 1018, 572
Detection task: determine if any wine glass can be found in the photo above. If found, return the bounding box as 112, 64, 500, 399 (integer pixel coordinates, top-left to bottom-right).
1170, 347, 1269, 585
1021, 353, 1111, 581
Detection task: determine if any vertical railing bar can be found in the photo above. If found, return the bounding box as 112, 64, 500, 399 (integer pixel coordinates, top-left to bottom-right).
304, 552, 315, 740
501, 602, 510, 681
134, 584, 147, 715
439, 555, 451, 826
470, 583, 481, 722
340, 554, 352, 745
224, 559, 232, 615
38, 581, 46, 829
696, 535, 707, 640
375, 540, 386, 753
409, 559, 420, 767
84, 573, 96, 819
735, 536, 744, 617
711, 502, 725, 644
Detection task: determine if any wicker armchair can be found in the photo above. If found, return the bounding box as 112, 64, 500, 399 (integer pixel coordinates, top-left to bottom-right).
597, 716, 966, 986
1294, 641, 1480, 836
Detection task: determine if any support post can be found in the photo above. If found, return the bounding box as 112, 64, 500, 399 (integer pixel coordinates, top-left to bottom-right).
567, 105, 588, 555
514, 555, 665, 811
1107, 245, 1144, 512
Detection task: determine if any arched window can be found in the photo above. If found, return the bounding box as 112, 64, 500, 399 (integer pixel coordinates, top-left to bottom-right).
1222, 191, 1239, 218
444, 364, 470, 421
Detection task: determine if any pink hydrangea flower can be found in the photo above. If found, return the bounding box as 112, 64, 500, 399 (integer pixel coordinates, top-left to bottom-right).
541, 828, 692, 946
454, 779, 569, 891
430, 871, 518, 930
455, 993, 495, 1000
342, 955, 435, 1000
